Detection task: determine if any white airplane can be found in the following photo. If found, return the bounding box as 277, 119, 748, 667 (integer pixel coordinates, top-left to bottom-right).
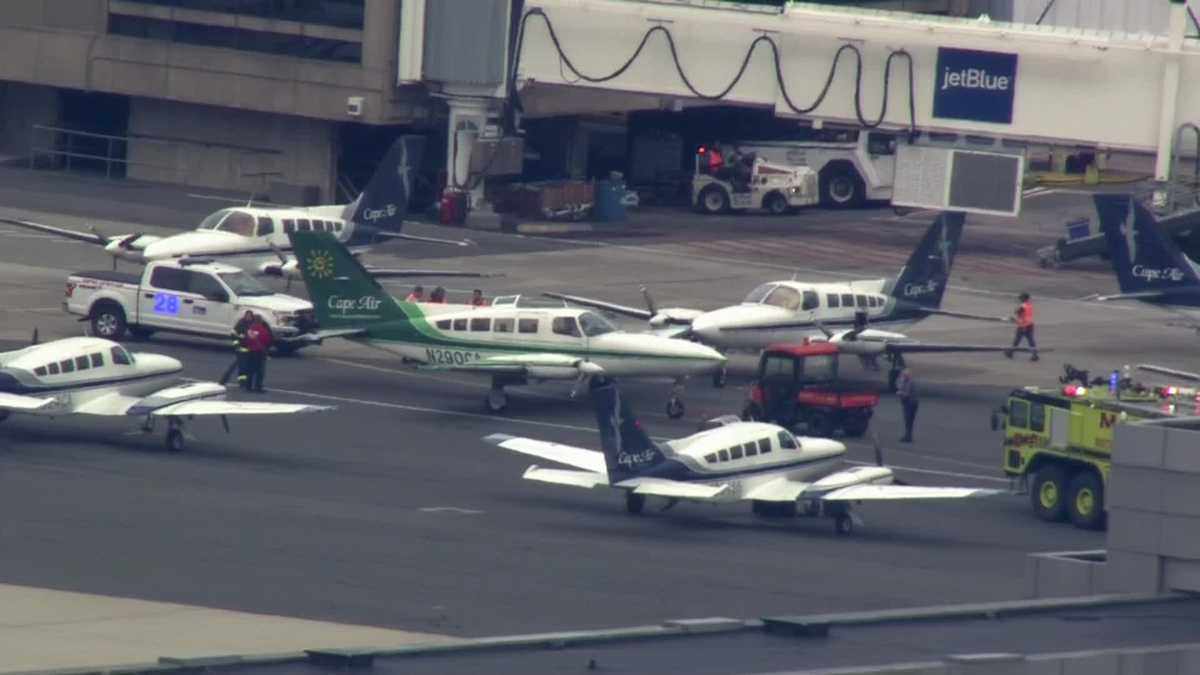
486, 378, 1000, 534
0, 136, 484, 280
0, 335, 329, 451
547, 212, 1019, 387
290, 231, 726, 418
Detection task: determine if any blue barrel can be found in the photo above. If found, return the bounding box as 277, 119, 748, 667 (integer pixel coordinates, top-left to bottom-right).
594, 180, 627, 222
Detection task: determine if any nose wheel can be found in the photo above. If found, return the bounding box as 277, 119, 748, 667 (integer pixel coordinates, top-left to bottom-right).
712, 366, 727, 388
165, 417, 186, 452
486, 388, 508, 413
666, 396, 685, 419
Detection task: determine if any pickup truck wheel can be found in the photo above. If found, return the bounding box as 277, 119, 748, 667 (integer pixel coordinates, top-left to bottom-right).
91, 305, 127, 340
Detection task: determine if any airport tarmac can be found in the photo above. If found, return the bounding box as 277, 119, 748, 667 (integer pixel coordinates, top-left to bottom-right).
0, 169, 1193, 647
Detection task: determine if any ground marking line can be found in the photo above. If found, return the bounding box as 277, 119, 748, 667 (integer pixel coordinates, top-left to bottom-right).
419, 506, 485, 515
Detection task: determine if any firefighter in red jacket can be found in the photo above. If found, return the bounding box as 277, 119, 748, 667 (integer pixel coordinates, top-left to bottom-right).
244, 313, 274, 392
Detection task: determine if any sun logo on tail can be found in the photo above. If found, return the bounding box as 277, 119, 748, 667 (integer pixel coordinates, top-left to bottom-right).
306, 251, 335, 279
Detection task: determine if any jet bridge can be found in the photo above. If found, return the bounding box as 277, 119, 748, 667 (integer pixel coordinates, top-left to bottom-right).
510, 0, 1200, 183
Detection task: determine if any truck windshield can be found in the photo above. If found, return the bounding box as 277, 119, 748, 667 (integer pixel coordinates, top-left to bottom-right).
218, 271, 273, 296
578, 311, 617, 337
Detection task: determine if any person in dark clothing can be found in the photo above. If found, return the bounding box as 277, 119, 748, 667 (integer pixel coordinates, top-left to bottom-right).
1005, 292, 1039, 361
896, 367, 918, 443
471, 289, 487, 307
244, 313, 274, 392
231, 310, 255, 391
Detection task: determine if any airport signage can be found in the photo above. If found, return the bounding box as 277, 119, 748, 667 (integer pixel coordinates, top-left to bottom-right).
932, 47, 1018, 125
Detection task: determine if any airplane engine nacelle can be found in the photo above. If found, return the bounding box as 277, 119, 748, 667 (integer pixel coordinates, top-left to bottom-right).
649, 308, 705, 328
809, 465, 894, 493
259, 259, 300, 278
104, 234, 160, 261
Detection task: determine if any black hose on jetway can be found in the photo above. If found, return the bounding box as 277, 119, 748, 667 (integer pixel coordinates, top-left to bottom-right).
506, 7, 917, 135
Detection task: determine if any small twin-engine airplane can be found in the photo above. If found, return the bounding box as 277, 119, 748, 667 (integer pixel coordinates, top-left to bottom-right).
289, 231, 726, 417
0, 336, 329, 451
0, 136, 484, 280
486, 378, 1000, 534
1095, 192, 1200, 315
549, 213, 1018, 387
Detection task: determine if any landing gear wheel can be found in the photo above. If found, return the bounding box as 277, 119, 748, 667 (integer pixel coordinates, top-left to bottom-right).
712, 367, 727, 389
166, 428, 185, 453
697, 186, 730, 215
764, 192, 789, 216
625, 492, 646, 515
91, 305, 127, 340
666, 396, 685, 419
486, 388, 508, 414
1067, 470, 1106, 530
835, 514, 854, 535
1031, 465, 1069, 522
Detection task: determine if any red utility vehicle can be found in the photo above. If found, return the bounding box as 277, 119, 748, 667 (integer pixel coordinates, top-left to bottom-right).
742, 342, 879, 437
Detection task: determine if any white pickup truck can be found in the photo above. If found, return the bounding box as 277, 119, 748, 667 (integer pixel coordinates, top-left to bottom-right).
63, 259, 318, 352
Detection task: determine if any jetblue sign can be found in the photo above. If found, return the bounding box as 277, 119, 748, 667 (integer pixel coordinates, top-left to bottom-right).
932, 48, 1018, 125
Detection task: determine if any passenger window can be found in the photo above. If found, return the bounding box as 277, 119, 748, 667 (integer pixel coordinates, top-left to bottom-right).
312, 220, 325, 232
90, 353, 103, 368
75, 356, 89, 370
297, 219, 311, 231
518, 318, 539, 334
552, 317, 581, 337
283, 219, 296, 234
111, 346, 132, 365
256, 216, 275, 236
452, 318, 468, 331
777, 430, 797, 449
841, 293, 854, 306
60, 359, 75, 373
494, 318, 514, 333
705, 453, 717, 463
802, 290, 819, 311
149, 266, 188, 291
730, 446, 743, 460
470, 318, 491, 332
48, 362, 60, 374
1030, 403, 1046, 433
436, 319, 451, 329
1009, 400, 1030, 429
855, 295, 867, 308
758, 438, 771, 454
867, 296, 877, 307
34, 366, 47, 376
827, 294, 840, 308
744, 441, 758, 457
333, 221, 343, 232
718, 449, 729, 462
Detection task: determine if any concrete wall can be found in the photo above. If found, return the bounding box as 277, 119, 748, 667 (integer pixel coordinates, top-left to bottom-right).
0, 82, 58, 159
127, 98, 335, 201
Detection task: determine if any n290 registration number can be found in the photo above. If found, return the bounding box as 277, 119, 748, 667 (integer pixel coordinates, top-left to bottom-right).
425, 348, 481, 365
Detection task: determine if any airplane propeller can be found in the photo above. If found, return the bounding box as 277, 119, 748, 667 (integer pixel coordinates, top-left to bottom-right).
641, 285, 658, 317
221, 415, 230, 434
871, 431, 908, 486
31, 328, 38, 345
267, 242, 293, 291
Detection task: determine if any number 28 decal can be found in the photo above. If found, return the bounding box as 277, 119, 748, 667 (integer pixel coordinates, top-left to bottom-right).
153, 293, 180, 316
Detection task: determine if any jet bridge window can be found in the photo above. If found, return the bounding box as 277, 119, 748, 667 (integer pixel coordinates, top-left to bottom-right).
827, 294, 840, 308
60, 359, 75, 373
718, 449, 729, 462
470, 318, 491, 332
111, 346, 132, 365
744, 441, 758, 457
841, 293, 854, 306
34, 366, 47, 376
256, 217, 275, 236
90, 353, 103, 368
758, 438, 772, 454
518, 318, 539, 334
75, 356, 90, 370
801, 290, 819, 311
552, 316, 581, 337
778, 430, 797, 449
1009, 399, 1030, 429
494, 318, 514, 333
47, 362, 60, 375
453, 318, 467, 331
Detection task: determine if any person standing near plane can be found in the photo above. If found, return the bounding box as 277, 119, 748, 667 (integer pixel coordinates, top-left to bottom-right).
245, 313, 274, 393
405, 285, 425, 303
471, 289, 488, 307
231, 310, 256, 391
430, 286, 447, 303
897, 367, 918, 443
1006, 292, 1039, 361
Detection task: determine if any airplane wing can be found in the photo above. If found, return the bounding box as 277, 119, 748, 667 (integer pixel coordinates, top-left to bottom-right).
648, 325, 694, 339
819, 484, 1001, 501
146, 400, 329, 416
523, 466, 609, 488
881, 342, 1038, 355
420, 353, 603, 376
615, 477, 731, 500
0, 392, 55, 411
370, 229, 474, 247
744, 477, 811, 502
70, 382, 331, 417
0, 217, 107, 245
913, 307, 1009, 322
542, 292, 654, 320
1137, 364, 1200, 383
1095, 290, 1177, 302
363, 265, 498, 279
485, 433, 606, 473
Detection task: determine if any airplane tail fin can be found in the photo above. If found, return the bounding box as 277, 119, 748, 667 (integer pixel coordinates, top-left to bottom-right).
590, 378, 667, 483
289, 231, 413, 331
887, 211, 965, 309
344, 135, 425, 235
1095, 194, 1200, 294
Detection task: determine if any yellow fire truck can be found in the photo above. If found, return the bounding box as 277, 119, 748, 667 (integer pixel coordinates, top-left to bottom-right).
995, 365, 1193, 530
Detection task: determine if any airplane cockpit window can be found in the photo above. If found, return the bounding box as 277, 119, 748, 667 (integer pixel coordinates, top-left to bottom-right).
256, 217, 275, 236
217, 210, 256, 237
578, 312, 616, 337
111, 346, 132, 365
198, 209, 233, 230
777, 430, 797, 449
743, 283, 776, 304
217, 271, 272, 296
762, 286, 802, 311
552, 316, 582, 337
801, 290, 819, 311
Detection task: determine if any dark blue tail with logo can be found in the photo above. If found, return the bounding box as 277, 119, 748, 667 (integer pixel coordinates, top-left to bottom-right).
345, 135, 425, 241
590, 378, 667, 483
1095, 194, 1200, 295
888, 211, 965, 309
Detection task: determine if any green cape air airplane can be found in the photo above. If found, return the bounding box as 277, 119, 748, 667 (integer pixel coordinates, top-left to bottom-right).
289, 232, 726, 416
